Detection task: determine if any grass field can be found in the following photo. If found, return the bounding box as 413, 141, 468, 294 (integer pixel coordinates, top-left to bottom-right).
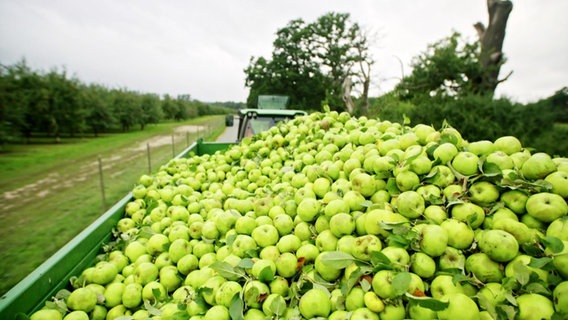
0, 115, 226, 296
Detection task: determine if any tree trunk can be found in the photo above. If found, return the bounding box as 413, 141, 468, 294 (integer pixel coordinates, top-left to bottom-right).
474, 0, 513, 96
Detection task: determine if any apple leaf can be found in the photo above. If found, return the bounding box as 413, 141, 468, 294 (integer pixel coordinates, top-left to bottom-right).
512, 262, 530, 286
269, 295, 287, 316
229, 293, 244, 320
386, 178, 400, 195
541, 236, 564, 254
525, 281, 550, 296
406, 294, 449, 311
496, 304, 517, 320
392, 271, 411, 296
319, 251, 356, 269
144, 298, 162, 316
138, 226, 157, 239
528, 256, 553, 269
238, 258, 255, 269
341, 265, 363, 295
370, 251, 395, 271
209, 261, 246, 280
259, 266, 275, 282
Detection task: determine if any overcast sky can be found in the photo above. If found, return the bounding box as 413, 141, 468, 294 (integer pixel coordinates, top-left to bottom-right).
1, 0, 566, 104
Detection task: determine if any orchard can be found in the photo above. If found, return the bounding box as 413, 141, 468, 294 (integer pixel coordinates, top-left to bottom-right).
31, 111, 568, 320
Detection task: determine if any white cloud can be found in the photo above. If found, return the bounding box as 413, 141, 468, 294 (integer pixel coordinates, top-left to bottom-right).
0, 0, 566, 103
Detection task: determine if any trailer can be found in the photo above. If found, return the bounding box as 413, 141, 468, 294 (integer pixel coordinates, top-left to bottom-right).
0, 139, 234, 320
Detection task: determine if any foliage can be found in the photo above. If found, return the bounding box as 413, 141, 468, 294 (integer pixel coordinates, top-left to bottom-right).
395, 32, 487, 100
0, 60, 230, 145
244, 12, 372, 112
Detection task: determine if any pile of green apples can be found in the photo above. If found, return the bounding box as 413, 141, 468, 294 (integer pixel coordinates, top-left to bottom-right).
31, 111, 568, 320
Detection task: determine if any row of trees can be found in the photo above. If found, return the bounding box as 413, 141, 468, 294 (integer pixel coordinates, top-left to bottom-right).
0, 61, 229, 143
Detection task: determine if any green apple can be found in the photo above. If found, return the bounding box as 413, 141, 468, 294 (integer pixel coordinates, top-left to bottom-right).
395, 191, 425, 219
315, 251, 342, 281
477, 229, 519, 262
167, 238, 192, 263
451, 151, 480, 176
372, 270, 397, 299
484, 151, 514, 171
63, 311, 89, 320
177, 254, 199, 275
269, 276, 290, 297
521, 152, 556, 180
343, 190, 367, 212
352, 234, 383, 262
516, 293, 554, 320
546, 218, 568, 241
441, 218, 474, 249
430, 275, 464, 299
433, 142, 459, 164
468, 181, 500, 206
122, 282, 143, 309
408, 154, 433, 175
525, 192, 568, 222
315, 229, 338, 252
262, 293, 287, 317
90, 261, 118, 285
437, 293, 480, 320
235, 216, 257, 235
408, 303, 437, 320
231, 234, 258, 258
423, 205, 448, 225
159, 265, 181, 292
417, 224, 448, 257
551, 240, 568, 278
493, 136, 522, 155
103, 282, 124, 308
491, 218, 534, 245
145, 233, 170, 256
351, 172, 378, 197
395, 170, 420, 191
299, 288, 332, 318
275, 252, 298, 278
313, 177, 332, 198
428, 165, 456, 188
379, 302, 406, 320
203, 305, 230, 320
67, 287, 97, 312
30, 309, 63, 320
345, 286, 365, 311
215, 281, 243, 308
467, 140, 495, 156
133, 261, 158, 285
500, 189, 529, 214
296, 243, 320, 263
297, 197, 321, 222
276, 234, 302, 253
104, 305, 129, 320
416, 184, 442, 204
465, 252, 504, 283
200, 275, 226, 305
410, 252, 437, 279
553, 281, 568, 316
329, 212, 356, 237
450, 202, 485, 229
251, 224, 279, 248
324, 198, 351, 218
336, 234, 356, 255
364, 209, 409, 238
350, 307, 380, 320
381, 246, 410, 270
243, 280, 270, 309
545, 171, 568, 198
273, 213, 294, 236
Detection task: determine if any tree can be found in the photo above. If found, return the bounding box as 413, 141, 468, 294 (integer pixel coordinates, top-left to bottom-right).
244, 12, 373, 112
474, 0, 513, 96
395, 32, 484, 100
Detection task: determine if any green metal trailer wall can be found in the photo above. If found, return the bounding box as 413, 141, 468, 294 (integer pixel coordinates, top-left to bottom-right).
0, 140, 233, 319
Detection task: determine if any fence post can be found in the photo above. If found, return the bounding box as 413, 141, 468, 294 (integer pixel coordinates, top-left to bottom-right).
147, 143, 152, 173
98, 156, 106, 212
186, 131, 190, 147
171, 132, 175, 158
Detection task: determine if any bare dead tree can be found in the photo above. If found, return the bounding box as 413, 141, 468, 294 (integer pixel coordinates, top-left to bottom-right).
474, 0, 513, 96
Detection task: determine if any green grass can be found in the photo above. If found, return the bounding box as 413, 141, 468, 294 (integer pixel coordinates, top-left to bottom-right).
0, 116, 226, 296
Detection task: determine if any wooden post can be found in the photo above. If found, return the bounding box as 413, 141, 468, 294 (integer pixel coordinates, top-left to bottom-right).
171, 132, 175, 157
147, 143, 152, 173
98, 156, 106, 212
